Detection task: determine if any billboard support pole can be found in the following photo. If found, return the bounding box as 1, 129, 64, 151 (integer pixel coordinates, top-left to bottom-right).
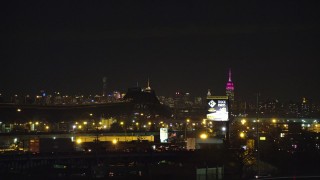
225, 98, 230, 147
226, 119, 230, 146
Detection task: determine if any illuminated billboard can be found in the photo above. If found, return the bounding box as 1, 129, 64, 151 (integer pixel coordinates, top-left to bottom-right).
206, 96, 229, 121
160, 128, 168, 143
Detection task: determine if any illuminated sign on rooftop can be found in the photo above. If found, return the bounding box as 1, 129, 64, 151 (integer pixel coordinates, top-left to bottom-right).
206, 96, 229, 121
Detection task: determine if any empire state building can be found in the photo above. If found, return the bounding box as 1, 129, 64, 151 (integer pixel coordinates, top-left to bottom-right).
226, 68, 235, 102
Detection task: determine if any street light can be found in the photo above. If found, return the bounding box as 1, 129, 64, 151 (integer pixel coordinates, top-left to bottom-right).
112, 139, 118, 150
240, 132, 245, 138
112, 139, 118, 145
119, 121, 127, 141
200, 133, 208, 139
185, 119, 190, 141
76, 138, 82, 144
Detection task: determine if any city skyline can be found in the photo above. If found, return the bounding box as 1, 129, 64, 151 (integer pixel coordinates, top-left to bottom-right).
1, 1, 320, 102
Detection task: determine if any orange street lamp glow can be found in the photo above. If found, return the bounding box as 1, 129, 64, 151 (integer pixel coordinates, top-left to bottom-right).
240, 132, 245, 138
112, 139, 117, 144
200, 133, 208, 139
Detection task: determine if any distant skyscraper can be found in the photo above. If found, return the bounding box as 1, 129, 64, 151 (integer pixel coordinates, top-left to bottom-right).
102, 77, 107, 96
226, 68, 234, 102
207, 89, 212, 97
144, 78, 152, 92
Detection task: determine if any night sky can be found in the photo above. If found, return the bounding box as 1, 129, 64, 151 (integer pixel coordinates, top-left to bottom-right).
1, 1, 320, 102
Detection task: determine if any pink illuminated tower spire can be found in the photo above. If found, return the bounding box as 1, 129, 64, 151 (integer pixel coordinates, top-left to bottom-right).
226, 68, 234, 102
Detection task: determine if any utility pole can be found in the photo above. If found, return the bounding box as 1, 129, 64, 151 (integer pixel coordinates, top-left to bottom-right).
256, 93, 260, 176
185, 122, 187, 141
